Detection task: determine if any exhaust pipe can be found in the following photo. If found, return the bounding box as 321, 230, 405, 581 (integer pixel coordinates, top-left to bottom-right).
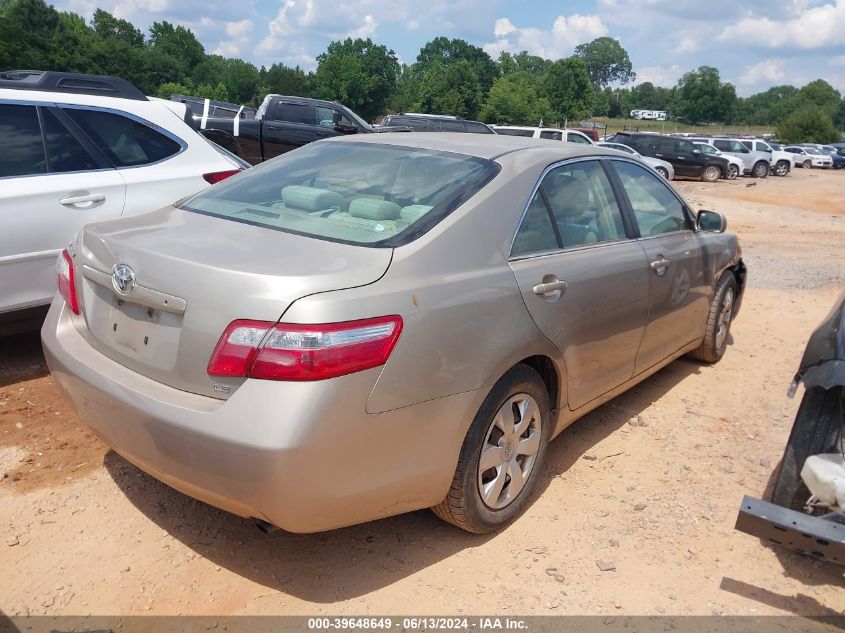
253, 518, 280, 534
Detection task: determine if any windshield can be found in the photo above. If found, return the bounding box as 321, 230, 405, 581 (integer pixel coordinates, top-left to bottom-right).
770, 143, 783, 150
696, 144, 717, 154
181, 141, 499, 247
805, 147, 823, 155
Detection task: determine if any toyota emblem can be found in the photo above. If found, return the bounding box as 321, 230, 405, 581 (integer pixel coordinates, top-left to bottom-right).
112, 264, 136, 295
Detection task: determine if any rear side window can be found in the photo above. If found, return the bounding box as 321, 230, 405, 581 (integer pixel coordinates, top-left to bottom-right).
41, 109, 99, 173
0, 104, 46, 177
64, 109, 181, 167
182, 141, 499, 247
466, 122, 493, 134
540, 131, 562, 140
512, 192, 558, 257
614, 161, 689, 236
440, 120, 464, 133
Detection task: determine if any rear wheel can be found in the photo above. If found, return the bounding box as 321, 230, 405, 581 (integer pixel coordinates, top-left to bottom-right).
431, 365, 550, 533
688, 272, 736, 363
773, 161, 790, 176
770, 387, 845, 511
654, 166, 669, 180
752, 161, 769, 178
727, 164, 739, 180
701, 165, 721, 182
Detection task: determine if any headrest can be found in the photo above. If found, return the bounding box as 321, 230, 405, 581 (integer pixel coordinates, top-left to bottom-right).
400, 205, 433, 222
282, 186, 346, 212
349, 198, 401, 221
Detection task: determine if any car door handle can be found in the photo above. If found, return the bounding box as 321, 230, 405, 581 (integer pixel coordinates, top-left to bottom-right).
532, 279, 567, 297
650, 257, 670, 275
60, 193, 106, 208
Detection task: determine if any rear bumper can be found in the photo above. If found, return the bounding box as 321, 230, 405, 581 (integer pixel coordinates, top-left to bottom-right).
42, 300, 482, 532
735, 495, 845, 565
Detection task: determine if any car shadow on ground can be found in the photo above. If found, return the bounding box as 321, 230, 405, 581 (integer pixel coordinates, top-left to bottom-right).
104, 357, 707, 603
0, 331, 48, 388
719, 577, 843, 618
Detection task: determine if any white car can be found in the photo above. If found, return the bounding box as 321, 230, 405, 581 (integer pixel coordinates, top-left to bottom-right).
492, 125, 594, 145
759, 141, 795, 177
784, 146, 833, 169
597, 142, 675, 180
692, 143, 744, 180
0, 70, 245, 333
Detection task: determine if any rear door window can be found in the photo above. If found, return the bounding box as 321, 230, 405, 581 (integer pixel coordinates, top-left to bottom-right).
0, 104, 46, 177
63, 108, 182, 167
440, 120, 465, 133
540, 131, 562, 140
273, 101, 314, 125
41, 109, 99, 173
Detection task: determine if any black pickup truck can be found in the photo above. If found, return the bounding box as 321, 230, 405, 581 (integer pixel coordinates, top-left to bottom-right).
195, 94, 405, 165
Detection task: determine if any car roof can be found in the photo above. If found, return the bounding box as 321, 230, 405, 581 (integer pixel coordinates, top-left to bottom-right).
318, 131, 619, 162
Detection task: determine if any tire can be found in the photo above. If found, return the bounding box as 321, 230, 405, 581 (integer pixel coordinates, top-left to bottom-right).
773, 161, 789, 177
655, 166, 669, 180
769, 387, 844, 511
752, 161, 769, 178
727, 164, 739, 180
688, 271, 737, 363
701, 165, 721, 183
803, 158, 812, 169
431, 365, 551, 533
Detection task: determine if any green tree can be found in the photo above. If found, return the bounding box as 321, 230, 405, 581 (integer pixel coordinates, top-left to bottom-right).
543, 57, 594, 123
260, 62, 311, 97
479, 71, 551, 125
672, 66, 737, 124
416, 37, 499, 92
389, 64, 420, 113
314, 38, 399, 120
416, 59, 482, 118
220, 58, 260, 103
574, 36, 635, 91
497, 51, 550, 77
776, 106, 839, 143
148, 20, 204, 70
91, 8, 143, 47
156, 81, 192, 99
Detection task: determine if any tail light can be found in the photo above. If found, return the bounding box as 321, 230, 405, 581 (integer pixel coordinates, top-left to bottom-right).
56, 249, 79, 315
208, 316, 403, 381
202, 169, 241, 184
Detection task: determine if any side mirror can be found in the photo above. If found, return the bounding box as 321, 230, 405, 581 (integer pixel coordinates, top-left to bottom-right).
334, 123, 358, 134
697, 209, 726, 233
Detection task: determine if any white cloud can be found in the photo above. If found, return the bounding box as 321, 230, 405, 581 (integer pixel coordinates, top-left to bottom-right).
674, 36, 697, 54
483, 14, 608, 60
348, 14, 377, 39
226, 19, 253, 38
635, 64, 682, 87
832, 55, 845, 66
718, 0, 845, 48
736, 58, 787, 86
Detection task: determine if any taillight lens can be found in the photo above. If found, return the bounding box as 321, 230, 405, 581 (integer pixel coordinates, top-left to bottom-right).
56, 249, 79, 315
208, 316, 403, 381
202, 169, 241, 184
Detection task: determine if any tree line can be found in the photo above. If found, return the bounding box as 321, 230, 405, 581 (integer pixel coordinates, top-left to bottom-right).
2, 0, 843, 142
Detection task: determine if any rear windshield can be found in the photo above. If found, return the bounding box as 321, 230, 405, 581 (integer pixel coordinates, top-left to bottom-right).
181, 141, 499, 247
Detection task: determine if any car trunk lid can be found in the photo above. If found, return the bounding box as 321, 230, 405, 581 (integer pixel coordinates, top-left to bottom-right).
75, 206, 392, 398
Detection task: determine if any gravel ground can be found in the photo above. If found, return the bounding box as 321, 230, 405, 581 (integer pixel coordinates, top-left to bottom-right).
1, 167, 844, 618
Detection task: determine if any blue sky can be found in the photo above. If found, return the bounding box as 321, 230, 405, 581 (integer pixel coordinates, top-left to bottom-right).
54, 0, 845, 95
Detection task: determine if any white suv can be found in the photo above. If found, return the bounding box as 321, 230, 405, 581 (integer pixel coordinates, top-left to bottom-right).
492, 125, 594, 144
0, 71, 245, 333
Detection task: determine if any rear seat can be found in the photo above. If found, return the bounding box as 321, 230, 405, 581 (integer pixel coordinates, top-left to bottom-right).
272, 185, 434, 235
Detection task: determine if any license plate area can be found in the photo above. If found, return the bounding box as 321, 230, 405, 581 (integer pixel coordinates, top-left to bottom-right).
86, 281, 182, 370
